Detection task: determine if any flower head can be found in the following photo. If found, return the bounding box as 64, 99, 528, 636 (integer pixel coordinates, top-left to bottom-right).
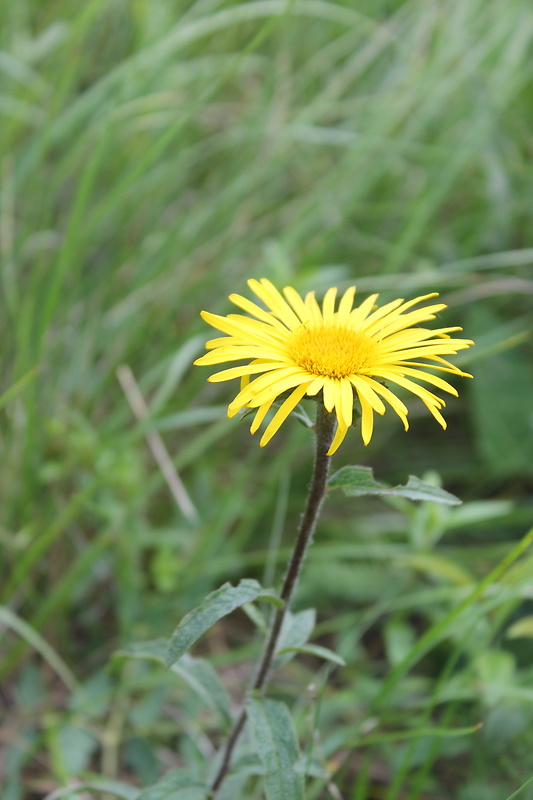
194, 279, 473, 455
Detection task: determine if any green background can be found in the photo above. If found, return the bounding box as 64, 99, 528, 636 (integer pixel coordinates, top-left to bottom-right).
1, 0, 533, 797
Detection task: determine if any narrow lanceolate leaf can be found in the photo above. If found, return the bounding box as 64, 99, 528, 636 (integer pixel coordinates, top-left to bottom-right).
274, 608, 316, 668
173, 655, 231, 729
328, 466, 461, 505
277, 644, 346, 667
44, 780, 139, 800
136, 770, 206, 800
246, 697, 304, 800
165, 579, 282, 668
506, 616, 533, 639
115, 640, 231, 728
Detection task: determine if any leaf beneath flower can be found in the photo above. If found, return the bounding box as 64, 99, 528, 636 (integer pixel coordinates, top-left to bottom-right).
328, 466, 461, 505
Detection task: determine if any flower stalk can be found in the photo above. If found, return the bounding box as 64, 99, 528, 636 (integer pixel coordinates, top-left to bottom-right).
208, 405, 337, 797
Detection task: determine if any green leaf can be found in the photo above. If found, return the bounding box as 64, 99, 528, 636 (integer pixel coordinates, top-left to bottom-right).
116, 640, 231, 728
117, 639, 168, 663
165, 579, 282, 668
52, 724, 98, 777
242, 602, 268, 633
246, 697, 304, 800
0, 368, 38, 412
173, 656, 231, 729
274, 609, 316, 668
136, 770, 206, 800
43, 780, 139, 800
401, 553, 474, 586
328, 466, 461, 505
507, 616, 533, 639
277, 643, 346, 667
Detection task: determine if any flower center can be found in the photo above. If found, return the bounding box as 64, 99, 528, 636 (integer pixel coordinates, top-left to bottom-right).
288, 323, 377, 379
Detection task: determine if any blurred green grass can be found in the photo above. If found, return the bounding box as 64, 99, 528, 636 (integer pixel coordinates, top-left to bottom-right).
1, 0, 533, 797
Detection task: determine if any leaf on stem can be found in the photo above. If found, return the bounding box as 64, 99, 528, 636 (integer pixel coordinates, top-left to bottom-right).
43, 780, 139, 800
277, 643, 346, 667
246, 697, 304, 800
274, 608, 316, 668
136, 770, 207, 800
165, 579, 282, 668
115, 640, 231, 728
328, 466, 461, 505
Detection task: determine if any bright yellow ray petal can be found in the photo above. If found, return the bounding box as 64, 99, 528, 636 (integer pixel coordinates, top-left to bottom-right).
194, 346, 288, 366
373, 370, 445, 408
225, 313, 289, 341
362, 298, 405, 331
349, 293, 379, 328
375, 344, 471, 362
350, 375, 386, 415
250, 372, 314, 407
390, 293, 440, 314
322, 378, 336, 412
229, 293, 290, 331
399, 356, 472, 377
337, 286, 356, 320
359, 376, 409, 430
200, 310, 286, 346
227, 367, 302, 413
322, 287, 337, 322
373, 306, 448, 339
305, 291, 322, 323
359, 394, 374, 445
339, 378, 353, 428
383, 366, 459, 396
306, 377, 326, 396
327, 421, 347, 456
250, 399, 275, 434
207, 361, 293, 383
283, 286, 312, 322
260, 384, 310, 446
426, 403, 447, 429
248, 278, 302, 329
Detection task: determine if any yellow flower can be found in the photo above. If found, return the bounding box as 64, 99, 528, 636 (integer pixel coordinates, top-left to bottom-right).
194, 279, 473, 455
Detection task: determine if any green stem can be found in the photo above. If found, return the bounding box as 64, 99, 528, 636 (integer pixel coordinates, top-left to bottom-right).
209, 405, 337, 797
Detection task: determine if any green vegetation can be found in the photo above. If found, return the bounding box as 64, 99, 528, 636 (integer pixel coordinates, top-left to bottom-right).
1, 0, 533, 798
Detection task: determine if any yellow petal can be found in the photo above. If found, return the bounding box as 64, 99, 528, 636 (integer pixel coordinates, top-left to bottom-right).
306, 377, 325, 396
350, 375, 386, 415
426, 403, 447, 429
327, 422, 348, 455
359, 376, 409, 430
322, 378, 337, 412
339, 378, 353, 428
260, 384, 310, 446
337, 286, 356, 320
384, 366, 459, 396
207, 361, 290, 383
248, 278, 302, 329
359, 394, 374, 445
229, 293, 289, 331
362, 298, 404, 332
322, 287, 337, 322
374, 370, 445, 408
349, 294, 379, 328
250, 400, 275, 434
305, 291, 323, 323
249, 372, 313, 407
283, 286, 312, 322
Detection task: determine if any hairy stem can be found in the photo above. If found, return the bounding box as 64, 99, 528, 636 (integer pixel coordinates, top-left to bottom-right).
209, 405, 337, 797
